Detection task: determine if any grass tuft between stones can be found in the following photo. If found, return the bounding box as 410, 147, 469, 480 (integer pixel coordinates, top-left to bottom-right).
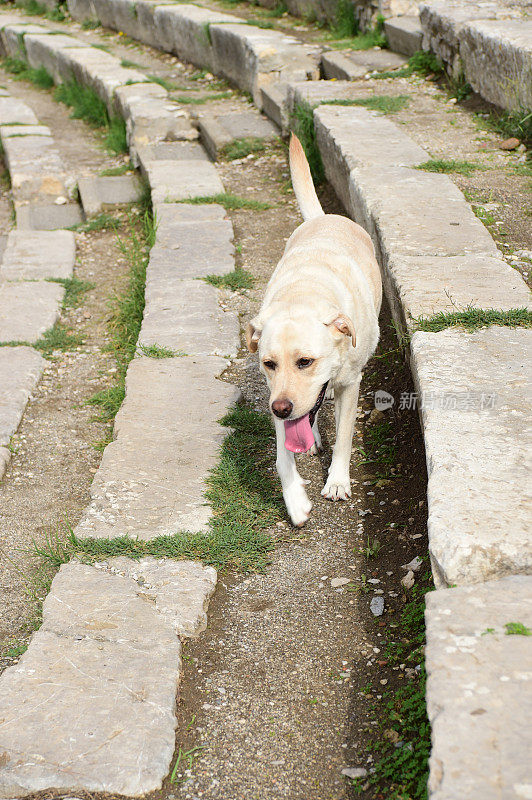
54, 79, 128, 154
412, 307, 532, 333
203, 266, 254, 291
324, 95, 410, 114
2, 57, 54, 89
415, 159, 486, 176
35, 404, 282, 572
291, 100, 325, 185
175, 193, 273, 211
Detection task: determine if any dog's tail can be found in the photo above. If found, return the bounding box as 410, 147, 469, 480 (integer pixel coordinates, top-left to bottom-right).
289, 133, 325, 221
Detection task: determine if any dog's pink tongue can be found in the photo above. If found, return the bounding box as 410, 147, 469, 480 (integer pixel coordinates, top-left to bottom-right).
284, 414, 314, 453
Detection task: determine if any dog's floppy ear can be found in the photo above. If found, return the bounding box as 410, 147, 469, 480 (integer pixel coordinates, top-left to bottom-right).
325, 312, 356, 348
245, 317, 262, 353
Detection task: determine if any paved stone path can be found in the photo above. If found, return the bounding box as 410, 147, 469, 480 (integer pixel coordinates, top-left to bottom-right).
0, 3, 530, 797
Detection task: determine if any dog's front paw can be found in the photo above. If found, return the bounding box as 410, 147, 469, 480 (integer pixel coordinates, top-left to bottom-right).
284, 482, 312, 527
321, 473, 351, 501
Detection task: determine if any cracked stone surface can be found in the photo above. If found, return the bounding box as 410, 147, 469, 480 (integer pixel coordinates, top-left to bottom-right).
425, 575, 532, 800
0, 230, 75, 281
75, 355, 241, 538
145, 160, 225, 204
411, 327, 532, 588
0, 558, 216, 797
78, 174, 141, 215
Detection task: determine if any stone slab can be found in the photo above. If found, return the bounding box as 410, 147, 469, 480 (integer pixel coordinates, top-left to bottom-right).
136, 141, 209, 175
16, 202, 83, 231
260, 81, 289, 133
0, 561, 184, 797
113, 80, 167, 120
322, 48, 408, 80
148, 217, 235, 280
75, 355, 241, 538
0, 230, 76, 281
126, 96, 199, 153
208, 22, 320, 107
145, 159, 225, 204
387, 253, 532, 331
410, 326, 532, 588
198, 110, 278, 160
1, 133, 67, 202
154, 201, 229, 227
100, 556, 217, 638
78, 174, 141, 215
384, 15, 423, 56
139, 277, 240, 358
0, 96, 38, 126
0, 345, 44, 448
0, 281, 64, 343
425, 575, 532, 800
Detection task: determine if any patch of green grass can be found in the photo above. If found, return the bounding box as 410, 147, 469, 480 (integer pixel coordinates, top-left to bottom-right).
105, 115, 128, 154
55, 79, 108, 127
291, 100, 324, 185
263, 0, 288, 17
221, 136, 268, 160
81, 18, 101, 29
170, 91, 233, 104
87, 205, 154, 422
69, 212, 119, 233
375, 49, 443, 80
2, 57, 54, 89
327, 15, 386, 50
415, 158, 486, 176
176, 193, 273, 211
350, 575, 432, 799
14, 0, 66, 19
35, 403, 282, 572
48, 276, 95, 308
412, 307, 532, 333
137, 343, 185, 358
34, 323, 83, 358
147, 74, 182, 92
510, 160, 532, 177
505, 621, 531, 636
325, 95, 410, 114
331, 0, 358, 38
485, 107, 532, 144
245, 18, 274, 29
204, 266, 254, 291
2, 642, 28, 659
99, 162, 133, 177
120, 58, 144, 69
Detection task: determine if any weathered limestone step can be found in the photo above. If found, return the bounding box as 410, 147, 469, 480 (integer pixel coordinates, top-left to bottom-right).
145, 159, 225, 203
260, 81, 289, 133
65, 0, 321, 107
140, 201, 239, 357
425, 575, 532, 800
288, 79, 401, 112
0, 281, 64, 343
321, 47, 408, 80
136, 140, 208, 171
0, 345, 45, 480
0, 558, 216, 797
314, 104, 531, 334
75, 355, 241, 539
16, 201, 83, 230
410, 326, 532, 588
78, 174, 141, 215
198, 109, 279, 161
0, 94, 38, 125
0, 230, 75, 280
419, 0, 532, 111
0, 127, 67, 203
383, 15, 423, 56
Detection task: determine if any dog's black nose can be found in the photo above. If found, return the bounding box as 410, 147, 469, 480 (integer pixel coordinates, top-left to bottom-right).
272, 399, 293, 419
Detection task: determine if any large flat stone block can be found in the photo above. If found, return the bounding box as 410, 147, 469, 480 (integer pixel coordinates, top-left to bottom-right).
75, 355, 241, 538
425, 576, 532, 800
140, 277, 240, 358
0, 281, 64, 343
16, 202, 83, 231
0, 230, 76, 281
153, 4, 238, 71
0, 95, 38, 126
410, 327, 532, 588
383, 15, 423, 56
1, 133, 67, 202
78, 174, 141, 215
0, 562, 183, 797
148, 216, 234, 280
145, 159, 224, 203
321, 48, 407, 80
198, 109, 278, 160
0, 345, 44, 453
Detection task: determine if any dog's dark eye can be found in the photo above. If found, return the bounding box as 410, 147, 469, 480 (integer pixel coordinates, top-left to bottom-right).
297, 358, 314, 369
263, 360, 277, 371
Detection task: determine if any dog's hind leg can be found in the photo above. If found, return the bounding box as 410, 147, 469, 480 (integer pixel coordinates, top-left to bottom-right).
321, 377, 361, 501
274, 417, 312, 526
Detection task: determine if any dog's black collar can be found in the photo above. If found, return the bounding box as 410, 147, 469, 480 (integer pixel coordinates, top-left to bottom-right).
309, 381, 329, 427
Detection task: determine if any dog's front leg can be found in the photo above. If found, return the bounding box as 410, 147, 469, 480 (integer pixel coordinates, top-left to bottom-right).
274, 417, 312, 526
321, 377, 360, 501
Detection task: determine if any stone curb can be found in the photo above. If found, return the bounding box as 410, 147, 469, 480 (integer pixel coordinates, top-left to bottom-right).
0, 91, 75, 481
0, 16, 242, 796
419, 0, 532, 112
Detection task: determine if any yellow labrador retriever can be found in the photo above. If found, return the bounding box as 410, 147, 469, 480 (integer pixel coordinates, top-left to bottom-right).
246, 134, 382, 526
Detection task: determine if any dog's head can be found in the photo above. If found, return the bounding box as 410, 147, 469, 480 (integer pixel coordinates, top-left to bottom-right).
246, 305, 356, 419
